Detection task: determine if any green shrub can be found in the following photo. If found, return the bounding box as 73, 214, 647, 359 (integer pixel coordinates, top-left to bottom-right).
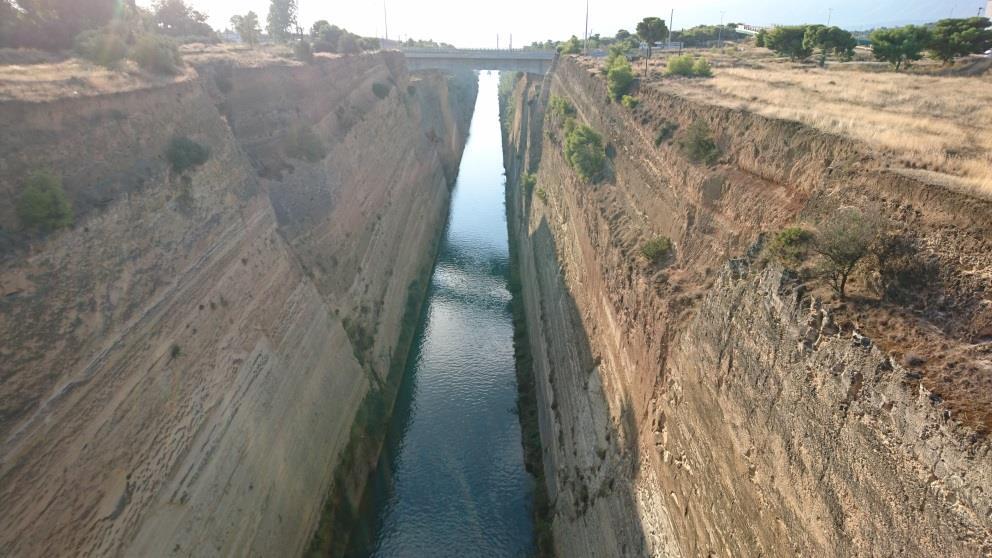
692, 57, 713, 77
813, 207, 883, 299
677, 120, 720, 165
131, 34, 182, 75
535, 187, 548, 202
606, 57, 634, 101
284, 124, 327, 162
293, 40, 313, 63
641, 236, 672, 264
667, 54, 696, 76
654, 121, 678, 146
521, 172, 537, 194
769, 226, 813, 267
166, 137, 210, 173
74, 28, 127, 68
371, 82, 390, 99
548, 95, 576, 120
621, 95, 639, 109
17, 171, 73, 232
170, 343, 182, 360
564, 124, 606, 182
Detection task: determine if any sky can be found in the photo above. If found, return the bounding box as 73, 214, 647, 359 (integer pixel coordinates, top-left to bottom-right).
139, 0, 982, 48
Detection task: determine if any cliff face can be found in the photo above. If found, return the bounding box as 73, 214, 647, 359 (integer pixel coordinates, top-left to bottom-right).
0, 53, 476, 556
503, 59, 992, 556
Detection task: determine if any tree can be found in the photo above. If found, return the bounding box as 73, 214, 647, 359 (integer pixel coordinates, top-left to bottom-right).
310, 19, 331, 38
636, 17, 668, 58
3, 0, 118, 50
266, 0, 298, 42
616, 29, 631, 42
606, 56, 634, 100
803, 25, 856, 66
153, 0, 213, 37
559, 35, 581, 54
765, 25, 813, 60
813, 207, 882, 299
231, 11, 261, 47
755, 29, 767, 48
869, 25, 930, 70
927, 17, 992, 64
17, 171, 73, 232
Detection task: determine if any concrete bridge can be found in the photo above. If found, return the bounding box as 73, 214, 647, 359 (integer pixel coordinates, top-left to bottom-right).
399, 48, 557, 74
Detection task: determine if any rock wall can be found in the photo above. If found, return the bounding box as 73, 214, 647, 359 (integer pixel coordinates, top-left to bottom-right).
0, 53, 476, 556
503, 58, 992, 556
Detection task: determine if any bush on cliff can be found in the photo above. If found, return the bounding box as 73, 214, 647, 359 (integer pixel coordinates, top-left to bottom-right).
167, 136, 210, 173
74, 28, 128, 68
17, 171, 73, 232
677, 120, 720, 165
284, 124, 327, 163
813, 207, 883, 299
548, 95, 576, 121
131, 34, 183, 75
769, 226, 813, 267
667, 55, 713, 77
293, 40, 314, 63
621, 95, 639, 109
521, 172, 537, 196
564, 124, 606, 182
372, 82, 391, 99
641, 236, 672, 264
606, 57, 634, 101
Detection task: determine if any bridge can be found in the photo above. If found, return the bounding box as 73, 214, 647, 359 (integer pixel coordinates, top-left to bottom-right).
398, 48, 557, 75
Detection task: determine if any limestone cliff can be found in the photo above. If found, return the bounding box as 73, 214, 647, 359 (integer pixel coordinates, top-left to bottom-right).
0, 52, 476, 556
503, 58, 992, 556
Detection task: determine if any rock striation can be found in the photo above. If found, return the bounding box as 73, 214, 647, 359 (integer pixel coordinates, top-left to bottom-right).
0, 52, 476, 556
502, 58, 992, 556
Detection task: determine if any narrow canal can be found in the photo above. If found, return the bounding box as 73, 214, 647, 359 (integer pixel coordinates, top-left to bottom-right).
347, 72, 535, 557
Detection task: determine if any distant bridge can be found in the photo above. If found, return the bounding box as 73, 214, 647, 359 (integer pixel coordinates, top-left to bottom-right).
399, 48, 556, 74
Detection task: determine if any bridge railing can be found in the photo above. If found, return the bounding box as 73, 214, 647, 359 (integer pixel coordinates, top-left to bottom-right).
397, 48, 556, 60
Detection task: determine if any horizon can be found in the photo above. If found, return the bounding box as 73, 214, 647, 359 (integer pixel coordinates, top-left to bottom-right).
136, 0, 984, 48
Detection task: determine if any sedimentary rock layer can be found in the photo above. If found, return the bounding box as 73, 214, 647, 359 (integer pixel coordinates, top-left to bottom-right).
503, 59, 992, 556
0, 53, 475, 556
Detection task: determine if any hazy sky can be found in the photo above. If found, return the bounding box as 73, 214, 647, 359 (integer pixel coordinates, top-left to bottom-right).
140, 0, 980, 48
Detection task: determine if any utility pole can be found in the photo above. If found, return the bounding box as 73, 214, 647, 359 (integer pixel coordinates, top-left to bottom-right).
584, 0, 590, 54
510, 33, 513, 51
383, 0, 389, 41
717, 11, 725, 47
668, 9, 674, 48
826, 8, 832, 25
497, 34, 500, 50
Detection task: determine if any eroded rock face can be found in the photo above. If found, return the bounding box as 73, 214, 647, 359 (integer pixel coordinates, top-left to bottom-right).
0, 53, 476, 556
503, 59, 992, 557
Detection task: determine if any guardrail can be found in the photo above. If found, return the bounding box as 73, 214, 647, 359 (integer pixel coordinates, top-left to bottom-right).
398, 48, 556, 60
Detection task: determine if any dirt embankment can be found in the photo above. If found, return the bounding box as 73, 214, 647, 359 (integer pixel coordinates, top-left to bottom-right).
503, 56, 992, 556
0, 52, 476, 556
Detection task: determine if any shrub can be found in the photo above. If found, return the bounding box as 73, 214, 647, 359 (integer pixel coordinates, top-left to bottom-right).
606, 57, 634, 101
521, 172, 537, 194
667, 54, 696, 76
284, 124, 327, 163
17, 171, 73, 232
769, 226, 813, 267
813, 207, 883, 299
677, 120, 720, 165
74, 28, 127, 68
293, 40, 313, 63
170, 343, 182, 360
641, 236, 672, 264
131, 34, 182, 75
621, 95, 639, 109
564, 124, 606, 182
548, 95, 576, 120
870, 230, 932, 300
654, 121, 678, 146
692, 57, 713, 77
535, 187, 548, 202
166, 137, 210, 173
372, 82, 390, 99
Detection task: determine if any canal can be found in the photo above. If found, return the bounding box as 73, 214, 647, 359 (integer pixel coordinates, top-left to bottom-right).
347, 72, 535, 557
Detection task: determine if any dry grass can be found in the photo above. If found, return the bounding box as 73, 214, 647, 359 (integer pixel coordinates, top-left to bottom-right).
589, 46, 992, 196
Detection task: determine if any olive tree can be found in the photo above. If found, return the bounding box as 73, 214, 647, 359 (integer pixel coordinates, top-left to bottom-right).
813, 207, 883, 299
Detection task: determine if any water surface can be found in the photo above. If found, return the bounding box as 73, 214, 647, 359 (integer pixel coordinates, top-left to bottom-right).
347, 72, 534, 557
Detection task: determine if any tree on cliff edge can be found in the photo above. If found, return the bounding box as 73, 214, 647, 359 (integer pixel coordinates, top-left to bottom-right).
636, 17, 667, 58
231, 12, 261, 47
266, 0, 298, 42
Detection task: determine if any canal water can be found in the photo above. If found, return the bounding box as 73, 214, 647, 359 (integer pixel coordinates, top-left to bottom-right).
347, 72, 535, 556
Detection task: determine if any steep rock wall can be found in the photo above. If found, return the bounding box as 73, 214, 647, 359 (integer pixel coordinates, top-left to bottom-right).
503, 59, 992, 556
0, 53, 475, 556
